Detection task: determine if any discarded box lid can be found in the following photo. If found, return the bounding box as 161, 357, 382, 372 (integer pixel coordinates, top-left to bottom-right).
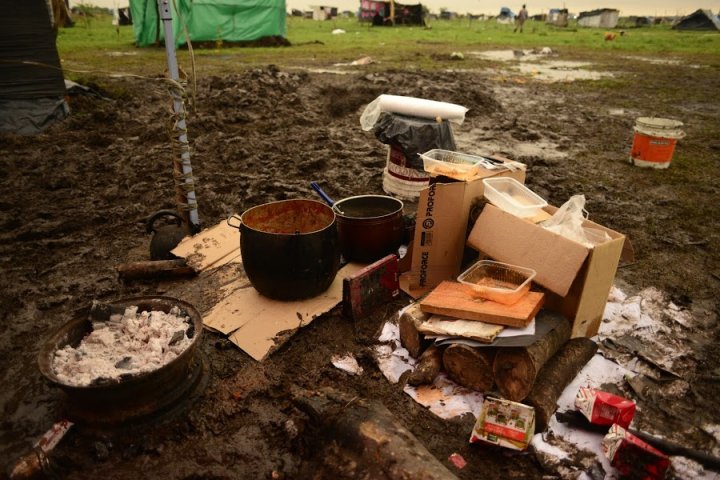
482, 177, 547, 218
458, 260, 536, 305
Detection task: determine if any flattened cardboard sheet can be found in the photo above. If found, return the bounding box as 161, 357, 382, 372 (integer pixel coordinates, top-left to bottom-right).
418, 315, 503, 343
171, 219, 241, 272
205, 263, 363, 361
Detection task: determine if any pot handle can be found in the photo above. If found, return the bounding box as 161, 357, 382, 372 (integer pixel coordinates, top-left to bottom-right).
226, 214, 242, 229
310, 181, 335, 207
146, 210, 184, 234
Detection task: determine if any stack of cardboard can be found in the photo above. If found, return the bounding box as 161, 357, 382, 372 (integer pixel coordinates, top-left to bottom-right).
400, 155, 630, 339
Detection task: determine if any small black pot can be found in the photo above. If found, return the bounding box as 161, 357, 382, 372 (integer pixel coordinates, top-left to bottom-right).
334, 195, 404, 263
229, 199, 341, 300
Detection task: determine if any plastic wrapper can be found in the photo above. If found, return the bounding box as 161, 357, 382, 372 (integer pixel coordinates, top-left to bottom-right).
373, 113, 457, 170
541, 195, 611, 247
575, 387, 636, 429
602, 424, 670, 480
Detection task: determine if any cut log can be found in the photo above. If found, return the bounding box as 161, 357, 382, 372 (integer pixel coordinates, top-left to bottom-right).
493, 317, 571, 402
524, 337, 598, 431
407, 344, 443, 386
419, 281, 544, 328
442, 344, 496, 392
291, 387, 459, 480
116, 259, 195, 280
398, 302, 429, 358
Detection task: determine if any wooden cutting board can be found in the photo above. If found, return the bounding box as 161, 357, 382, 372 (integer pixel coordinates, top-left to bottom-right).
419, 281, 544, 328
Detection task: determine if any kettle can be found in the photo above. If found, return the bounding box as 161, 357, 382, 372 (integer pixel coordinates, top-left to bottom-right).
146, 210, 190, 260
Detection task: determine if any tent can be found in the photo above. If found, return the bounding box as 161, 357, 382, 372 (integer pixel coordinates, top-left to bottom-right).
577, 8, 619, 28
673, 9, 720, 31
0, 0, 67, 134
547, 8, 568, 27
358, 0, 424, 26
129, 0, 287, 47
311, 5, 337, 20
496, 7, 514, 24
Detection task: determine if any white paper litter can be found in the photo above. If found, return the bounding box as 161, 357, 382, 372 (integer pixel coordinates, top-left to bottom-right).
403, 373, 484, 420
331, 353, 363, 375
499, 318, 536, 337
376, 286, 716, 477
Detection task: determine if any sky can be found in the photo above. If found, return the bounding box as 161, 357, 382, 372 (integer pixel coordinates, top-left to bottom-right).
74, 0, 719, 17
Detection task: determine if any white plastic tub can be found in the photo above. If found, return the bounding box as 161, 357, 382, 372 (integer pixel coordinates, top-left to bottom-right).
482, 177, 547, 218
458, 260, 536, 305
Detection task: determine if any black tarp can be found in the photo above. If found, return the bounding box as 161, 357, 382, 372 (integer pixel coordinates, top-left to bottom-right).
672, 9, 720, 31
0, 0, 67, 133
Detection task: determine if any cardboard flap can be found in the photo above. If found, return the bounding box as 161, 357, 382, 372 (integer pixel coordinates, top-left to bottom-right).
467, 204, 589, 297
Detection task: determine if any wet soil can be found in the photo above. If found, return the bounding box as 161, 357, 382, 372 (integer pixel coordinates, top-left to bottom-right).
1, 51, 719, 479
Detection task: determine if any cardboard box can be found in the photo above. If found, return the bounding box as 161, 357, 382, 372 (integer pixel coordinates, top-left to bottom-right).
401, 163, 526, 297
467, 203, 628, 338
469, 396, 535, 451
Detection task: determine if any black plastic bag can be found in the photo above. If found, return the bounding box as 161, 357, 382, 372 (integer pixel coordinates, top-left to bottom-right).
373, 113, 457, 170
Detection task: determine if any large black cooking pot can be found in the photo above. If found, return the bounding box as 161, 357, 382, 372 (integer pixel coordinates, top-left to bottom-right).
37, 296, 203, 425
310, 183, 404, 264
228, 199, 341, 300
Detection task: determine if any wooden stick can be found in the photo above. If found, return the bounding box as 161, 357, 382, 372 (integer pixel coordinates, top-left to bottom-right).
116, 259, 195, 281
442, 344, 496, 392
407, 345, 443, 386
524, 337, 598, 431
493, 318, 571, 401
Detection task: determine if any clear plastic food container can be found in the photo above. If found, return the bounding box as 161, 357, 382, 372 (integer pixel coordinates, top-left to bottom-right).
419, 149, 482, 180
458, 260, 536, 305
482, 177, 548, 218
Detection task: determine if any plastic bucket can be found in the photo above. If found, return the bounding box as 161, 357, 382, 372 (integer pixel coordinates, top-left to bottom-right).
382, 144, 429, 199
629, 117, 684, 169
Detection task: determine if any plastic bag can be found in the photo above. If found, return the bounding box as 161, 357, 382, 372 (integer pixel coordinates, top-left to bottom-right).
372, 113, 457, 170
541, 195, 610, 247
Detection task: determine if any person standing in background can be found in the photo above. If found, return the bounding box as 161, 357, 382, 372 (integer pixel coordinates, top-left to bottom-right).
514, 4, 528, 32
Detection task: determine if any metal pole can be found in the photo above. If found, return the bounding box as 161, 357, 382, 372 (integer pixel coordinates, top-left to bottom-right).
157, 0, 200, 231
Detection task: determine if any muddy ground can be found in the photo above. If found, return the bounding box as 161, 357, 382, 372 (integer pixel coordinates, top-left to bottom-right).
1, 49, 719, 479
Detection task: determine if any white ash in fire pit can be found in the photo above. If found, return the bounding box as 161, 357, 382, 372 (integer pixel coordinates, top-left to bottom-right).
52, 306, 193, 386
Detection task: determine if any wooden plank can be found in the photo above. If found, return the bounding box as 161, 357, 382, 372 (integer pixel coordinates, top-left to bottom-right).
419, 281, 544, 328
342, 254, 399, 320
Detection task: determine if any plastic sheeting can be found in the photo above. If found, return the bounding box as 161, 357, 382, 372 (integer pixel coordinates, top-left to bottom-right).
0, 0, 67, 134
0, 0, 66, 100
129, 0, 287, 47
0, 98, 68, 135
373, 113, 457, 170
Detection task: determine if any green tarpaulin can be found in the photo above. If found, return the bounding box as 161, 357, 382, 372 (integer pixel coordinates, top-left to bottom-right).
129, 0, 286, 47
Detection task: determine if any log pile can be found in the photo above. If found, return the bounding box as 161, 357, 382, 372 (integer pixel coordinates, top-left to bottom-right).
398, 300, 597, 432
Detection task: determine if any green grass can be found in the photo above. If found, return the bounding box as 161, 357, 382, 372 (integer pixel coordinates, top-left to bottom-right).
56, 14, 720, 80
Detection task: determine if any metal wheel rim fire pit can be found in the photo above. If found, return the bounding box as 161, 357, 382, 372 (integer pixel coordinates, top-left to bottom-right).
38, 296, 206, 426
